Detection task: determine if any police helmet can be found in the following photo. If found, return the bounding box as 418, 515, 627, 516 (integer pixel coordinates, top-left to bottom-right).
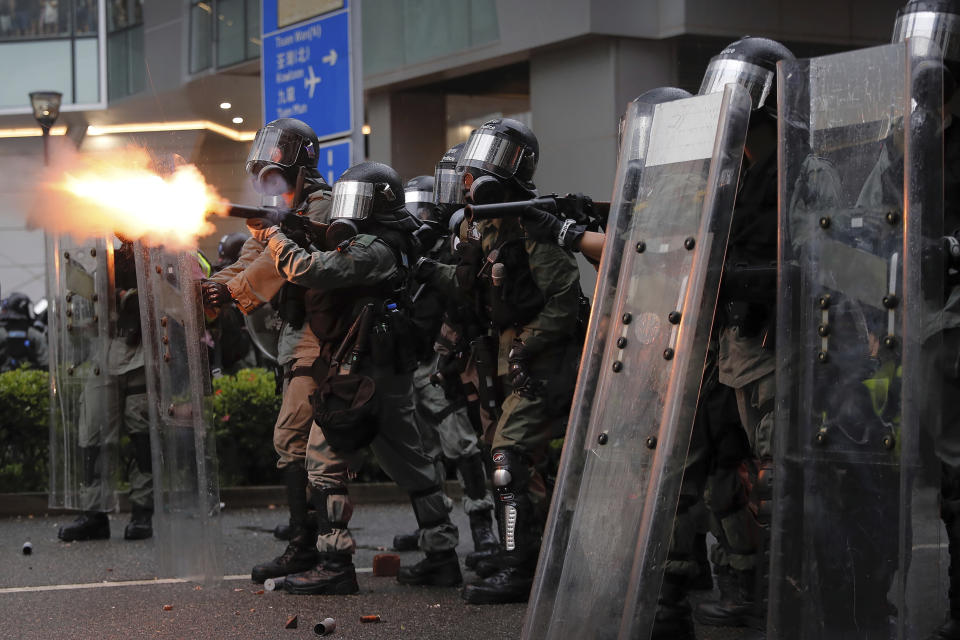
1, 292, 32, 320
699, 37, 795, 113
330, 161, 406, 221
895, 1, 960, 69
457, 118, 539, 199
217, 232, 248, 268
245, 118, 320, 196
434, 143, 465, 209
404, 175, 440, 223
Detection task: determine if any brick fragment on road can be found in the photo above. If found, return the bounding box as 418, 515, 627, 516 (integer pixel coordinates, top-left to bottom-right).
372, 554, 400, 577
284, 614, 298, 629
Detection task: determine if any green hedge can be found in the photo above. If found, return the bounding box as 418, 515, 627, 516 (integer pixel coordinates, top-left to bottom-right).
0, 367, 50, 492
211, 367, 283, 486
0, 366, 392, 492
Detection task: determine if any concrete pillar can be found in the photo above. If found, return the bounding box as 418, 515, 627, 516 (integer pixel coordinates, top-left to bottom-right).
530, 36, 677, 199
364, 90, 446, 180
530, 36, 677, 295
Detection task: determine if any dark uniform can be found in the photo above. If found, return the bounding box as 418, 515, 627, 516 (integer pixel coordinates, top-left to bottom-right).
393, 170, 498, 557
418, 118, 583, 605
691, 37, 796, 630
57, 241, 153, 542
251, 161, 461, 595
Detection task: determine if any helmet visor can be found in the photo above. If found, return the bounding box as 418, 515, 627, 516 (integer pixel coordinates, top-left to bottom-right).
699, 58, 774, 110
245, 125, 304, 172
457, 130, 526, 179
330, 181, 375, 220
433, 166, 464, 206
894, 10, 960, 63
404, 189, 434, 206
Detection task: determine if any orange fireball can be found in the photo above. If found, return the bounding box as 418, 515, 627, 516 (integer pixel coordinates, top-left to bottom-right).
31, 145, 228, 249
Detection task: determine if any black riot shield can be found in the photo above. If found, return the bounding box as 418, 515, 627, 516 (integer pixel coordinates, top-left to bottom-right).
135, 243, 222, 583
770, 40, 945, 639
47, 235, 119, 511
522, 84, 752, 640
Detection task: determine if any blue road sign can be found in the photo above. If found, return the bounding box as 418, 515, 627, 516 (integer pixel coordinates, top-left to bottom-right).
262, 7, 352, 141
316, 138, 351, 186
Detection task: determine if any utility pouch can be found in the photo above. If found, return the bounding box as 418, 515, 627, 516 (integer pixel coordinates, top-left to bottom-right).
309, 304, 379, 452
470, 335, 502, 420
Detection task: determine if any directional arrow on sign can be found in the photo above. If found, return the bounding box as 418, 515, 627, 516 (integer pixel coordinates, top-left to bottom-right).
322, 49, 338, 66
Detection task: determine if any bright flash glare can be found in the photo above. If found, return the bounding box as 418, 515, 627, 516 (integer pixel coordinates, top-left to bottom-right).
32, 147, 228, 249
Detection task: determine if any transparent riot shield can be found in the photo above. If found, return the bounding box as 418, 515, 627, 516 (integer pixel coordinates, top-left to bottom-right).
523, 84, 752, 640
244, 303, 281, 364
47, 235, 119, 511
135, 243, 222, 583
770, 39, 945, 639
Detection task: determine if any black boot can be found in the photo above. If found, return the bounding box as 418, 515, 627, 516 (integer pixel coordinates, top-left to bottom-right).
653, 576, 696, 640
457, 453, 499, 554
281, 552, 359, 595
397, 549, 462, 586
251, 465, 318, 583
58, 511, 110, 541
392, 530, 421, 551
462, 565, 534, 604
694, 566, 759, 627
123, 506, 153, 540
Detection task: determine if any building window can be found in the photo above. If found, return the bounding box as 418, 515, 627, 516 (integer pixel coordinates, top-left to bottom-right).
362, 0, 500, 76
0, 0, 103, 109
107, 0, 143, 101
190, 0, 260, 74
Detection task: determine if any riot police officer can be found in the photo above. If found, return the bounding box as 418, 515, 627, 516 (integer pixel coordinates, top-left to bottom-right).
393, 168, 498, 560
246, 160, 461, 594
0, 291, 47, 371
57, 239, 153, 542
880, 3, 960, 637
415, 118, 583, 604
693, 37, 795, 632
203, 117, 332, 583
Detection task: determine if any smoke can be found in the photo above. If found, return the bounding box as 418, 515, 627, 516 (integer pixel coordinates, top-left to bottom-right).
28, 142, 228, 250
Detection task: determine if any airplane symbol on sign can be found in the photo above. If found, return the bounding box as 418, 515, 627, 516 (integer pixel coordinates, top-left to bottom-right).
304, 65, 321, 99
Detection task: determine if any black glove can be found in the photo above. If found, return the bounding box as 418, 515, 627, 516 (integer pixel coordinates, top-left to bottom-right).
507, 338, 540, 398
202, 280, 231, 308
522, 206, 586, 251
412, 256, 439, 283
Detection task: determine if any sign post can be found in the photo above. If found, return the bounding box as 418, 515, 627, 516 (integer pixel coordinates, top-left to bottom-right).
261, 0, 363, 179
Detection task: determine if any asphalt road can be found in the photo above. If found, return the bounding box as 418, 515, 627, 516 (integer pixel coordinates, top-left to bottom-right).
0, 502, 767, 640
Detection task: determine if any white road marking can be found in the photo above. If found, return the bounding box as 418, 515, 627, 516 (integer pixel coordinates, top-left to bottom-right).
1, 568, 373, 594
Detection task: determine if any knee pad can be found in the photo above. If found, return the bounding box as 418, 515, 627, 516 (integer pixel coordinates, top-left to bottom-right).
492, 448, 534, 552
492, 448, 529, 493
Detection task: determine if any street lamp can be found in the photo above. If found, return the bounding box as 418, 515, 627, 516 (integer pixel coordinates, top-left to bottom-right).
29, 91, 62, 166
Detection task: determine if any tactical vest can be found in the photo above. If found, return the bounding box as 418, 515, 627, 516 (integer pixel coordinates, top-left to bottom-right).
466, 236, 545, 330
305, 232, 410, 343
